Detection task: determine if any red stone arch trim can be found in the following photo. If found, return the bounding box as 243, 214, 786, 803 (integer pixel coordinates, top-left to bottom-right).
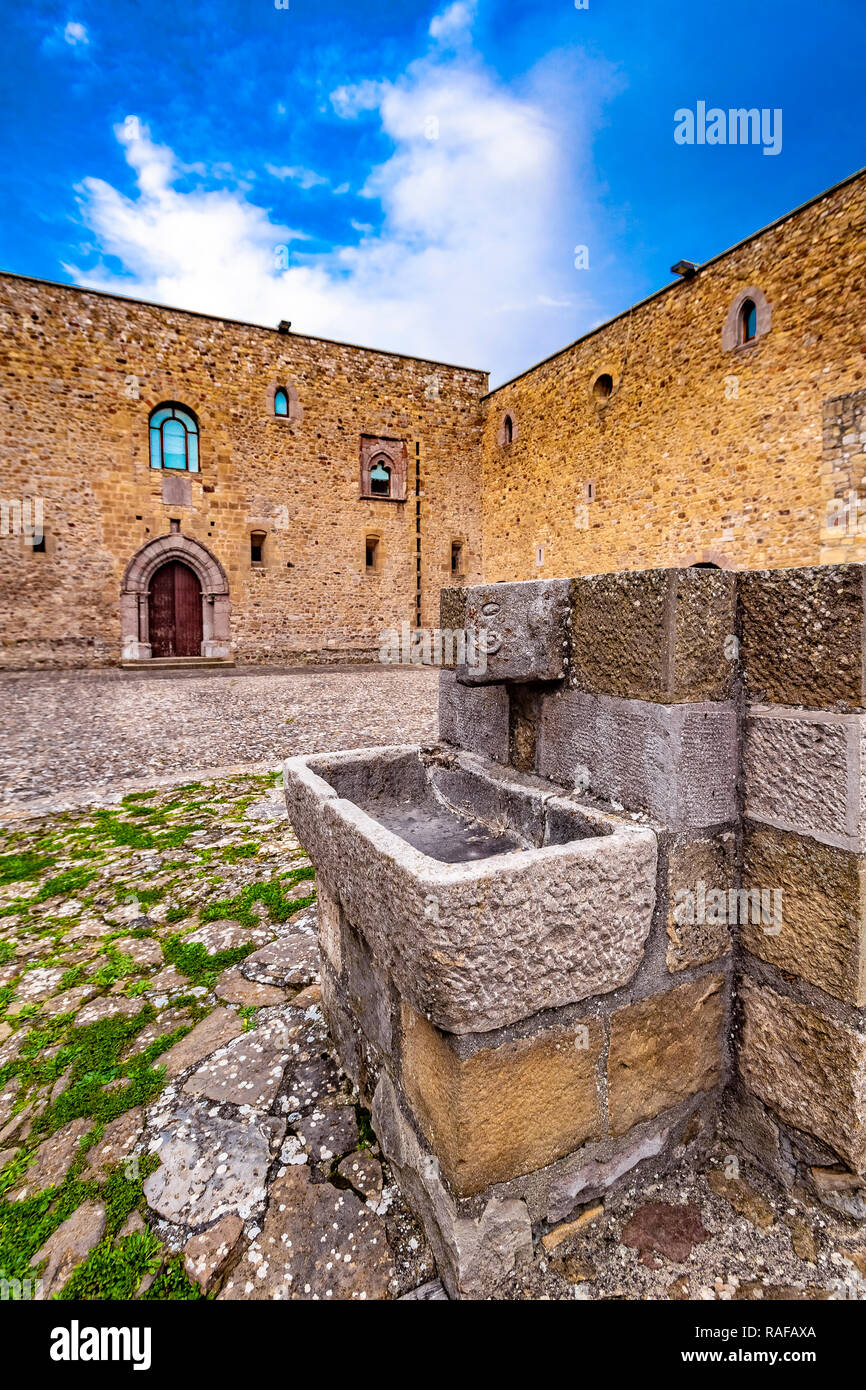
121, 533, 231, 661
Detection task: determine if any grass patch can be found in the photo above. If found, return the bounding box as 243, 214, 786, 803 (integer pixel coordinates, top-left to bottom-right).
198, 866, 315, 929
0, 851, 56, 886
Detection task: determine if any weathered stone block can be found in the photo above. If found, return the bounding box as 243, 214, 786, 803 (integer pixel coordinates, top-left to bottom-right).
537, 690, 738, 828
665, 833, 736, 972
569, 568, 737, 703
439, 586, 467, 649
371, 1070, 533, 1298
744, 708, 866, 850
284, 745, 657, 1033
316, 881, 343, 975
438, 670, 509, 762
741, 565, 866, 709
400, 1003, 604, 1197
742, 824, 866, 1006
342, 920, 393, 1057
457, 579, 570, 685
739, 978, 866, 1174
607, 976, 726, 1136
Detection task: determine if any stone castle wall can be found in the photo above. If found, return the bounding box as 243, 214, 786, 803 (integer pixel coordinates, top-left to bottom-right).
0, 275, 486, 668
480, 169, 866, 581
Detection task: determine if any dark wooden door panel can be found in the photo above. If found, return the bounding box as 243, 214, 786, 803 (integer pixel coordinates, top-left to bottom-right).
148, 561, 202, 659
173, 561, 203, 656
149, 562, 176, 658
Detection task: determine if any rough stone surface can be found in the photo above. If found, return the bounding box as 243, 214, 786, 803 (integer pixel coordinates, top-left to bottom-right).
242, 933, 319, 988
143, 1105, 273, 1224
160, 1007, 245, 1078
438, 671, 509, 763
569, 569, 737, 703
622, 1201, 709, 1266
401, 1003, 603, 1197
183, 1214, 245, 1294
457, 580, 570, 685
744, 708, 866, 850
665, 834, 736, 972
546, 1128, 671, 1224
607, 976, 726, 1137
537, 690, 738, 828
337, 1150, 384, 1204
214, 967, 286, 1007
742, 823, 866, 1006
81, 1107, 145, 1180
371, 1070, 533, 1299
30, 1202, 106, 1298
741, 566, 866, 710
13, 1117, 93, 1199
284, 745, 657, 1033
294, 1099, 359, 1162
183, 1016, 295, 1109
217, 1168, 394, 1300
739, 979, 866, 1174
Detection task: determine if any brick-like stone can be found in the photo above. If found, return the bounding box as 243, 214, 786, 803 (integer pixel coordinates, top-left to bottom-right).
607, 976, 726, 1137
739, 979, 866, 1173
665, 834, 736, 972
744, 708, 866, 850
457, 579, 570, 685
400, 1003, 604, 1197
741, 566, 866, 709
438, 670, 509, 762
742, 824, 866, 1006
537, 690, 738, 828
570, 569, 737, 703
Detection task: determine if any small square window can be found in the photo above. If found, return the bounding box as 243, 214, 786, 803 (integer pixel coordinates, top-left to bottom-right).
250, 531, 266, 564
32, 534, 46, 554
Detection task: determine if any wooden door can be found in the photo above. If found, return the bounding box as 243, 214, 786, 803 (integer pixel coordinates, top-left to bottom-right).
148, 561, 203, 658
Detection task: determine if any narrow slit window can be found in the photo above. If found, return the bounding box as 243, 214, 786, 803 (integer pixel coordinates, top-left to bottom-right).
366, 536, 379, 570
250, 531, 266, 564
740, 299, 757, 343
451, 541, 463, 574
503, 414, 514, 444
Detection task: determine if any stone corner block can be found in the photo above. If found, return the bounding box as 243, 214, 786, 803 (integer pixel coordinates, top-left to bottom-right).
569, 568, 737, 703
457, 579, 570, 685
607, 975, 727, 1137
370, 1070, 533, 1298
399, 1002, 604, 1197
739, 977, 866, 1174
741, 565, 866, 710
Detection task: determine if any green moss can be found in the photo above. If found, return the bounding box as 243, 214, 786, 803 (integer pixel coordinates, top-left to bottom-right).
35, 868, 97, 902
56, 1230, 163, 1300
0, 851, 56, 886
140, 1253, 201, 1300
221, 842, 260, 863
199, 866, 316, 929
161, 935, 254, 989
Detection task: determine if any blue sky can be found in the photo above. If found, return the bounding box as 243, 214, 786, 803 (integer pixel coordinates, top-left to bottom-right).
1, 0, 863, 383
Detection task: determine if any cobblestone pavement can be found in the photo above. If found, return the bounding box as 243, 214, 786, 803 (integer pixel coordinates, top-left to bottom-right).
0, 665, 439, 818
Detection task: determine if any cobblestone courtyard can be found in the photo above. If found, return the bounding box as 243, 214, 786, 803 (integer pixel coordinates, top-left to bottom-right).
1, 667, 865, 1300
0, 665, 440, 817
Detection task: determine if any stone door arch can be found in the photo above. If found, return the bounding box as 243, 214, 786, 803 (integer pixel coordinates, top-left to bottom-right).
121, 533, 231, 660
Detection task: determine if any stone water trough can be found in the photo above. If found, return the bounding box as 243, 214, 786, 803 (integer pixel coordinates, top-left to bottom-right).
283, 741, 666, 1296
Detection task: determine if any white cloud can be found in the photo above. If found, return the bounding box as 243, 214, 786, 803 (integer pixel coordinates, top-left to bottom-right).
265, 164, 329, 190
428, 1, 475, 44
68, 7, 617, 383
63, 20, 89, 45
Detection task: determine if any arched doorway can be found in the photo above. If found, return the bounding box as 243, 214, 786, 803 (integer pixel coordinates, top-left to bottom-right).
149, 560, 203, 657
120, 533, 231, 662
